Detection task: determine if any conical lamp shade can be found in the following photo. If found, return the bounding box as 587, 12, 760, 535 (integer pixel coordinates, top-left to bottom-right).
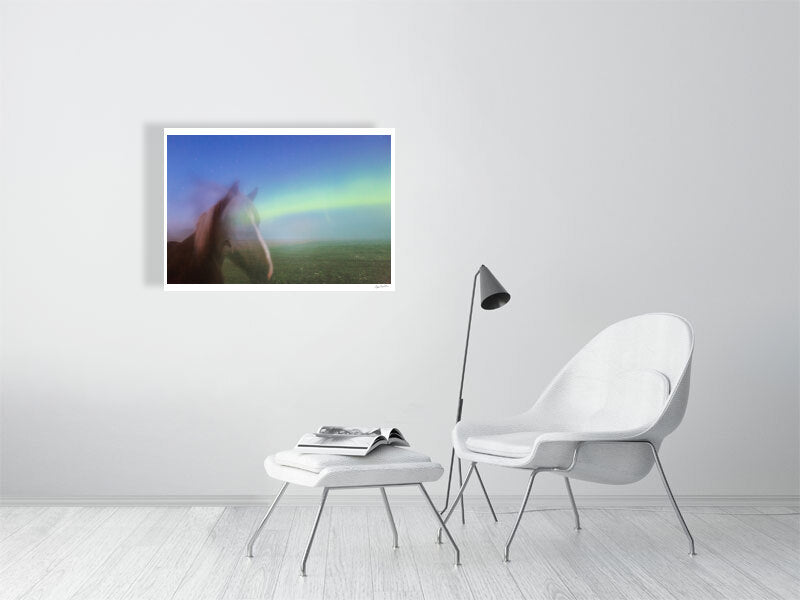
479, 265, 510, 310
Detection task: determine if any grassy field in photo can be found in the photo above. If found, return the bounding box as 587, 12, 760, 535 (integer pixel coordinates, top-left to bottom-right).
222, 240, 391, 285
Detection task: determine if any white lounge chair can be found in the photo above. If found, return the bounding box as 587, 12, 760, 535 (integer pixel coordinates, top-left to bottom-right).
439, 313, 697, 561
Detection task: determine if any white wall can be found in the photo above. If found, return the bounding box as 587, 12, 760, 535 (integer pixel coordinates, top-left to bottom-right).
1, 0, 797, 500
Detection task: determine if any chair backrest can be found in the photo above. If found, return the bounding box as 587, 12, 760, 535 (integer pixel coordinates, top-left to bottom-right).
528, 313, 694, 443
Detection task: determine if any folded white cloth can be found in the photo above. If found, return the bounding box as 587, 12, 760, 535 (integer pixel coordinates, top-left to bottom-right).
265, 445, 444, 488
274, 446, 434, 473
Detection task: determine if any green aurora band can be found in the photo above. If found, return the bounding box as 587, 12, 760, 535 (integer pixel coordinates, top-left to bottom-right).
253, 175, 390, 222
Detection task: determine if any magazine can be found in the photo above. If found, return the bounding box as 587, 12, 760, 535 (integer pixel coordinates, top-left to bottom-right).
294, 426, 410, 456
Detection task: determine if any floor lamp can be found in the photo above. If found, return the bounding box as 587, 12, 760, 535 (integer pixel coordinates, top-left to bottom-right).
440, 264, 510, 524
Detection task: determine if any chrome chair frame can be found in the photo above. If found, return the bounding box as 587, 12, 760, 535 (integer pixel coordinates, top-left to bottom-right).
246, 481, 461, 576
437, 440, 696, 562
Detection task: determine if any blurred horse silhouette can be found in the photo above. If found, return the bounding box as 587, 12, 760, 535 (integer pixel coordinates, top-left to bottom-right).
167, 182, 274, 284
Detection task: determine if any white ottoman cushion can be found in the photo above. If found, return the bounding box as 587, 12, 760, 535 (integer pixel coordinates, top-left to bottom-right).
265, 446, 444, 488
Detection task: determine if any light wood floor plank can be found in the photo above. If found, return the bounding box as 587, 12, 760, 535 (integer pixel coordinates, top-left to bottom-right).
546, 508, 680, 600
753, 506, 800, 515
480, 505, 575, 600
268, 505, 330, 600
542, 507, 663, 600
760, 507, 800, 532
624, 508, 782, 600
323, 506, 373, 600
481, 503, 592, 600
685, 510, 800, 599
0, 508, 46, 544
222, 505, 296, 600
402, 504, 474, 600
119, 506, 224, 600
68, 507, 187, 600
512, 507, 635, 599
717, 507, 800, 553
171, 507, 262, 600
453, 508, 525, 600
0, 508, 82, 573
2, 503, 798, 600
593, 508, 734, 600
537, 506, 645, 599
0, 507, 116, 600
18, 508, 151, 600
749, 507, 800, 548
366, 501, 425, 600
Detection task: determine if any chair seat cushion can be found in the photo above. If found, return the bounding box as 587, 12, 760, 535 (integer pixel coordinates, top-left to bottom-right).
265, 445, 444, 488
465, 432, 542, 458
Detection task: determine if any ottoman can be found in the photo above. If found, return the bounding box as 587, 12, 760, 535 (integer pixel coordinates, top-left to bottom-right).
245, 445, 460, 575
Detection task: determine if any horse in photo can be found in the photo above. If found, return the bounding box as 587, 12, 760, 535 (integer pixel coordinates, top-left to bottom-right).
167, 183, 274, 284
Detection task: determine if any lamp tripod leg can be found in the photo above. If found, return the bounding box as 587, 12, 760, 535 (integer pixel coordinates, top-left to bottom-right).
440, 448, 456, 514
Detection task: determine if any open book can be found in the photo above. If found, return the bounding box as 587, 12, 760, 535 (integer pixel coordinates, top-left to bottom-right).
294, 426, 410, 456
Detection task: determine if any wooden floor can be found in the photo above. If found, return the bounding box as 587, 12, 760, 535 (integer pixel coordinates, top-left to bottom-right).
0, 502, 797, 600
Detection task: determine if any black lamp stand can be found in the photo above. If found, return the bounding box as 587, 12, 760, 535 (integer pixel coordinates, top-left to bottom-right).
439, 265, 508, 524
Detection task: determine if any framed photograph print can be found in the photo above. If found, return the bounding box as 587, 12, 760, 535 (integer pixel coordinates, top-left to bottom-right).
164, 128, 394, 291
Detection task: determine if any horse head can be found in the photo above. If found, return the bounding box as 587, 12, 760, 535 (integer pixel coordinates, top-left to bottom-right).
193, 182, 274, 282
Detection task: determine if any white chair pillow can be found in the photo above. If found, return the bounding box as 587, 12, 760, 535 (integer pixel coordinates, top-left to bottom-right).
587, 369, 671, 432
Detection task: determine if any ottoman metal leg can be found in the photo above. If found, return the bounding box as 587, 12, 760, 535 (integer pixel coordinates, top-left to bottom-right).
457, 458, 465, 524
380, 487, 399, 549
301, 487, 329, 577
246, 481, 289, 557
418, 484, 461, 567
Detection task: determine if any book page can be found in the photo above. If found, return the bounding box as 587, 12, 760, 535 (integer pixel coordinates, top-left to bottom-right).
298, 433, 381, 450
316, 425, 381, 437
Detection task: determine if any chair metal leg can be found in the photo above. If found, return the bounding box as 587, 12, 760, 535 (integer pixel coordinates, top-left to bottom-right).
648, 442, 696, 556
457, 458, 465, 524
380, 487, 399, 549
419, 484, 461, 566
564, 477, 581, 530
504, 470, 538, 562
300, 488, 329, 576
246, 481, 289, 557
474, 466, 498, 522
437, 462, 476, 543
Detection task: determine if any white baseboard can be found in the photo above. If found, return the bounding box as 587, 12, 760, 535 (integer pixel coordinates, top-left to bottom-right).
1, 494, 798, 507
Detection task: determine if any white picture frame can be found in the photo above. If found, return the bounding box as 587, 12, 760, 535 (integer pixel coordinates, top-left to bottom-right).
163, 127, 395, 291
